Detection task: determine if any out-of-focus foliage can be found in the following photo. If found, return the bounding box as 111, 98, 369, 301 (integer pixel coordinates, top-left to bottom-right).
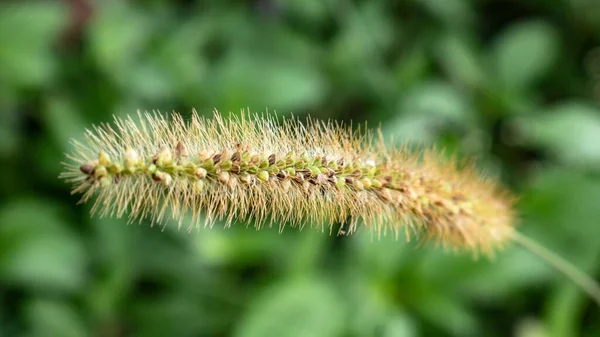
1, 0, 600, 336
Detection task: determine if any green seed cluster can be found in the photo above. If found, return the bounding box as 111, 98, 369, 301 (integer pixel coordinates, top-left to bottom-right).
79, 142, 392, 194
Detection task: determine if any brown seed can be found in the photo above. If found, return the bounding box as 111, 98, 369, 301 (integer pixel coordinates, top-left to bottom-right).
176, 141, 188, 159
212, 153, 222, 164
152, 171, 172, 186
268, 154, 276, 166
80, 163, 95, 175
231, 151, 241, 162
230, 164, 241, 174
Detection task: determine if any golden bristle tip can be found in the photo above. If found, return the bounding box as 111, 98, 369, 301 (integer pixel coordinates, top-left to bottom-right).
59, 109, 517, 257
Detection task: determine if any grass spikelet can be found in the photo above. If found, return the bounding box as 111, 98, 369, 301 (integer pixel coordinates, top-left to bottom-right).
60, 109, 516, 256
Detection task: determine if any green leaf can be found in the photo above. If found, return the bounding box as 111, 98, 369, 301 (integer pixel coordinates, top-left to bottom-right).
436, 34, 485, 88
519, 168, 600, 255
383, 311, 418, 337
419, 0, 474, 26
89, 1, 151, 82
329, 2, 394, 66
209, 49, 326, 112
0, 199, 87, 293
129, 293, 207, 337
276, 0, 329, 23
350, 229, 414, 280
86, 218, 136, 322
0, 2, 67, 87
43, 96, 87, 151
25, 299, 87, 337
393, 47, 430, 91
491, 20, 559, 89
518, 101, 600, 167
414, 291, 479, 336
342, 273, 418, 337
0, 97, 19, 157
150, 20, 210, 100
235, 278, 345, 337
388, 81, 475, 143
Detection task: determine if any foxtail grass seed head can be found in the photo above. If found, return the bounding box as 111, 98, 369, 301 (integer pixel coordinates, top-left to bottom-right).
60, 109, 517, 256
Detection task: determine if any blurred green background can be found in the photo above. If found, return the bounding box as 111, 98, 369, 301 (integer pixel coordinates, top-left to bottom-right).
1, 0, 600, 336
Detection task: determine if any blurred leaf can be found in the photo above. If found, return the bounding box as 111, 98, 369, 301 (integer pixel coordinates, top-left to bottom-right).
43, 95, 88, 151
436, 34, 485, 89
452, 248, 554, 301
89, 1, 152, 83
515, 317, 549, 337
86, 218, 136, 322
0, 96, 19, 157
150, 20, 210, 100
0, 2, 67, 87
343, 271, 419, 337
516, 169, 600, 330
209, 49, 326, 112
344, 275, 394, 336
491, 20, 559, 90
400, 81, 475, 123
414, 291, 479, 336
350, 230, 414, 280
383, 311, 419, 337
277, 0, 329, 23
330, 2, 394, 67
388, 81, 475, 143
546, 286, 586, 337
235, 278, 345, 337
25, 299, 87, 337
393, 47, 430, 92
130, 292, 207, 337
517, 101, 600, 168
193, 220, 294, 266
128, 61, 178, 100
519, 168, 600, 257
418, 0, 474, 26
0, 199, 87, 293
